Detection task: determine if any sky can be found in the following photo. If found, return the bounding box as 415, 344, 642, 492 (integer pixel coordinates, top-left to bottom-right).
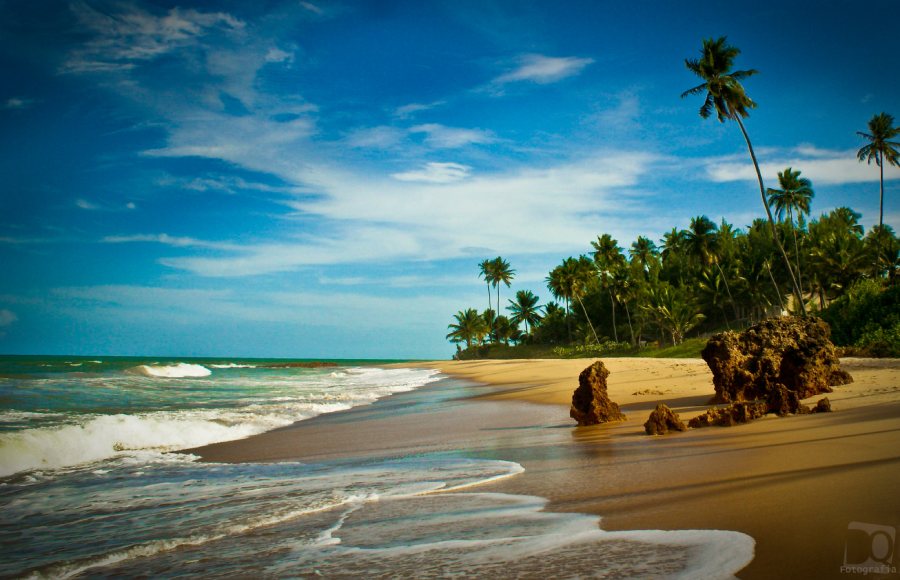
1, 0, 899, 359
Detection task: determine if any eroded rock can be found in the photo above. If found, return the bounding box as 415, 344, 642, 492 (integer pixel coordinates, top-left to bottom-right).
688, 402, 768, 428
811, 397, 833, 413
702, 316, 852, 406
644, 404, 687, 435
570, 361, 626, 426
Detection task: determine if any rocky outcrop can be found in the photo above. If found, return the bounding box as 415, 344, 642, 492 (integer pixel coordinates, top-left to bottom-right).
811, 397, 832, 413
644, 404, 687, 435
570, 361, 626, 426
688, 402, 768, 428
701, 316, 852, 406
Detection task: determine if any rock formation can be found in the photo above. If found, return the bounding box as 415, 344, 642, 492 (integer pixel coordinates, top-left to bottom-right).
570, 361, 626, 426
811, 397, 832, 413
688, 402, 768, 428
644, 404, 687, 435
701, 316, 852, 406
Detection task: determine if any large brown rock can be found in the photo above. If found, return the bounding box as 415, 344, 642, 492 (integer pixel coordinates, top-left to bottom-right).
570, 361, 627, 426
644, 404, 687, 435
701, 316, 852, 406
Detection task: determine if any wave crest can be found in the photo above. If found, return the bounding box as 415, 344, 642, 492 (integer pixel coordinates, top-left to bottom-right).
125, 363, 211, 378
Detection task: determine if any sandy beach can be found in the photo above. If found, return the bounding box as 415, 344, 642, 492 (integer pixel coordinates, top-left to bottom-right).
189, 357, 900, 579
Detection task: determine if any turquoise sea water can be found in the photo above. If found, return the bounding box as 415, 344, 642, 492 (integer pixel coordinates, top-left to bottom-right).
0, 356, 754, 579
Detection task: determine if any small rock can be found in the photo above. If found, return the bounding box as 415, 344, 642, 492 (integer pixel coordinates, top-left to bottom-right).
570, 361, 627, 426
688, 402, 768, 429
810, 398, 832, 413
644, 404, 686, 435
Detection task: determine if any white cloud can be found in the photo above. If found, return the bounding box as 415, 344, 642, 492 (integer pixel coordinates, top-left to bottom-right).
126, 202, 136, 209
393, 101, 446, 119
344, 126, 405, 149
494, 54, 594, 85
63, 3, 244, 73
4, 98, 34, 110
409, 124, 496, 148
76, 199, 100, 210
704, 146, 900, 185
299, 2, 324, 15
0, 309, 17, 327
264, 47, 293, 63
103, 234, 237, 250
391, 162, 471, 183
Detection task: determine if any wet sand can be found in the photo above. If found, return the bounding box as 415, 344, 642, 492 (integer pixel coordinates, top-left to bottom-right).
188, 357, 900, 579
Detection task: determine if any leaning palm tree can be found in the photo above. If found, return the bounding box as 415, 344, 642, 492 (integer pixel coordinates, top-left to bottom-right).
491, 257, 515, 317
857, 112, 900, 278
766, 167, 814, 293
682, 36, 805, 315
546, 257, 600, 344
507, 290, 542, 334
446, 309, 488, 349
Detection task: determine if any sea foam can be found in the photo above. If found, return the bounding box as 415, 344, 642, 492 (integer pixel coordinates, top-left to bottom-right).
125, 363, 212, 378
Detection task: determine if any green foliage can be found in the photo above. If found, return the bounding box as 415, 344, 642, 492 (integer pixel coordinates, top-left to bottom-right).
818, 279, 900, 356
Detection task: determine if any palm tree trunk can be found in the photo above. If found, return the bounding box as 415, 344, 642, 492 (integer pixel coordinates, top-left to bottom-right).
876, 153, 884, 278
607, 288, 618, 342
575, 295, 600, 345
565, 298, 572, 343
720, 304, 730, 330
736, 117, 807, 316
624, 302, 635, 345
788, 207, 804, 295
764, 259, 786, 314
486, 283, 493, 343
714, 261, 739, 322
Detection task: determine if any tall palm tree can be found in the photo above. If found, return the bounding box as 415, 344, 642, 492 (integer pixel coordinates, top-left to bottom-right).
507, 290, 542, 334
857, 112, 900, 278
491, 257, 515, 319
629, 236, 659, 273
682, 36, 806, 315
591, 234, 626, 342
478, 259, 495, 314
685, 216, 738, 320
446, 309, 488, 349
546, 257, 600, 344
766, 167, 814, 294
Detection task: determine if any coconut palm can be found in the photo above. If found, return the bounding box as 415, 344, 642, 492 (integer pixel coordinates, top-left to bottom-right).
478, 259, 495, 313
766, 167, 814, 293
546, 256, 600, 344
491, 257, 515, 318
629, 236, 659, 272
446, 309, 488, 349
682, 36, 805, 314
643, 283, 705, 346
857, 112, 900, 277
591, 234, 626, 342
507, 290, 542, 334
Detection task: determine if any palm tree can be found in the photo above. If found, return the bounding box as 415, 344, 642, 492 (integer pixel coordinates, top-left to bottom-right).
446, 309, 488, 349
546, 257, 600, 344
491, 257, 515, 318
857, 112, 900, 278
643, 284, 705, 346
685, 216, 738, 320
478, 259, 495, 314
682, 36, 806, 315
766, 167, 814, 294
629, 236, 659, 272
507, 290, 542, 334
591, 234, 626, 342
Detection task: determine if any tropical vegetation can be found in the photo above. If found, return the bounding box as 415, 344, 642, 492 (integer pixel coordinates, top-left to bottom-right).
445, 37, 898, 359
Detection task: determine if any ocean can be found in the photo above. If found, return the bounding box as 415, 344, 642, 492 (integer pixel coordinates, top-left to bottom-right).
0, 356, 753, 579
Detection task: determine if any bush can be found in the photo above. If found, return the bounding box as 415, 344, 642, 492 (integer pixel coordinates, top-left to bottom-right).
818, 280, 900, 357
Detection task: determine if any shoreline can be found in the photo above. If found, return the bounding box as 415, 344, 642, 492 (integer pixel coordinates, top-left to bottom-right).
187, 357, 900, 579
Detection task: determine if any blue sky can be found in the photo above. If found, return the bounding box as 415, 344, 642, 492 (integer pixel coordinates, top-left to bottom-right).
2, 0, 899, 358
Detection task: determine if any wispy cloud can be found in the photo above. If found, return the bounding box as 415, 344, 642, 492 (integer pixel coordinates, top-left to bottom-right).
299, 2, 324, 15
391, 162, 471, 183
703, 146, 900, 185
344, 126, 405, 149
409, 124, 496, 148
76, 199, 138, 211
103, 233, 238, 250
3, 98, 35, 110
0, 309, 17, 327
393, 101, 446, 119
62, 2, 244, 73
494, 54, 594, 85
